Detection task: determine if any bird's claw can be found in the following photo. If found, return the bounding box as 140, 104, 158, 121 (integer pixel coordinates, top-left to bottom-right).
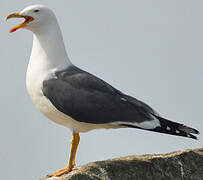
47, 167, 72, 177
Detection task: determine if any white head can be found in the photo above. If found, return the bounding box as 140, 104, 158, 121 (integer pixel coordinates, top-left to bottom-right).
6, 5, 57, 33
6, 5, 72, 69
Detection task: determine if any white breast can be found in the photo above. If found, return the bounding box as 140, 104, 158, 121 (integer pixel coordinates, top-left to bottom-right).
25, 25, 119, 133
26, 62, 118, 133
26, 60, 78, 131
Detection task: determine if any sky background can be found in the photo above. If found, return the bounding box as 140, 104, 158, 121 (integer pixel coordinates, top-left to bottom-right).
0, 0, 202, 179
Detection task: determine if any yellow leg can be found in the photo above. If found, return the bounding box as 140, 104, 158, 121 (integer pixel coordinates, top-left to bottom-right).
48, 132, 80, 177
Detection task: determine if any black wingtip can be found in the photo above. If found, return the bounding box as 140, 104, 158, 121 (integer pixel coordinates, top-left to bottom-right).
196, 129, 200, 135
179, 125, 200, 135
154, 116, 200, 140
121, 115, 200, 140
187, 133, 198, 140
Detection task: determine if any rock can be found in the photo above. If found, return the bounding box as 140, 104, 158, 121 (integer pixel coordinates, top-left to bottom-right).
41, 148, 203, 180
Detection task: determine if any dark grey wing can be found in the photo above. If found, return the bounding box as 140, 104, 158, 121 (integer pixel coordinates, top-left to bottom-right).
42, 66, 155, 124
42, 66, 199, 139
121, 94, 159, 116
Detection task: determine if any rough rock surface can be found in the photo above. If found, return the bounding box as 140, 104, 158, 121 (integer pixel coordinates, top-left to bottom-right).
41, 148, 203, 180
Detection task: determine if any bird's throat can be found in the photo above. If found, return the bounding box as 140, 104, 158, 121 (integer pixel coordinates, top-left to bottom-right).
30, 22, 72, 72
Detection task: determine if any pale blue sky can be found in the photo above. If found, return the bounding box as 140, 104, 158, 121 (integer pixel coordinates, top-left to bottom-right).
0, 1, 202, 179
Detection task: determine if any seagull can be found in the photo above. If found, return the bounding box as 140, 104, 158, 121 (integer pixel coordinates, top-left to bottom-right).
6, 5, 199, 177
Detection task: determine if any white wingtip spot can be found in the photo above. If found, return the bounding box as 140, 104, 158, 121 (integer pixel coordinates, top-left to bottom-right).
176, 130, 180, 134
120, 97, 127, 101
166, 126, 171, 131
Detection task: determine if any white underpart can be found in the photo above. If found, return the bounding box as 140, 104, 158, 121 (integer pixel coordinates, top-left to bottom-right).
25, 8, 120, 133
111, 115, 161, 129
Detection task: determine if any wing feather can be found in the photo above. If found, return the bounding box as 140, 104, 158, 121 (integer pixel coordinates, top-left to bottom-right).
42, 66, 155, 124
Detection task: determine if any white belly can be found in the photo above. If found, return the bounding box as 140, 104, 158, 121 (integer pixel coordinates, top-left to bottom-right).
26, 71, 117, 133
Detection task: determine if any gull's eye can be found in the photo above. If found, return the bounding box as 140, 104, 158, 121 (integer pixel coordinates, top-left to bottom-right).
34, 9, 40, 13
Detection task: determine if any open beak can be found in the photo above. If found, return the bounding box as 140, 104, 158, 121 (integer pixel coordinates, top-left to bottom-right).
6, 13, 34, 33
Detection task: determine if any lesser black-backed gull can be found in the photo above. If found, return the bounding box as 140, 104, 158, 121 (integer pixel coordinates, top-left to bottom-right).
6, 5, 199, 177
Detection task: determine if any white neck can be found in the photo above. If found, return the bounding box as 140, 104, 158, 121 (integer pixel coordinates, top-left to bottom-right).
26, 13, 72, 105
28, 20, 72, 74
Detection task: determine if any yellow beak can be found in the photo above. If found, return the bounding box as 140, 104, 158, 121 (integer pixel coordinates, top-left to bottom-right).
6, 13, 34, 33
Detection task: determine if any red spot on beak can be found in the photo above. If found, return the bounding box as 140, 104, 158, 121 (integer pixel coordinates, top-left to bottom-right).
6, 13, 35, 33
10, 27, 18, 33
